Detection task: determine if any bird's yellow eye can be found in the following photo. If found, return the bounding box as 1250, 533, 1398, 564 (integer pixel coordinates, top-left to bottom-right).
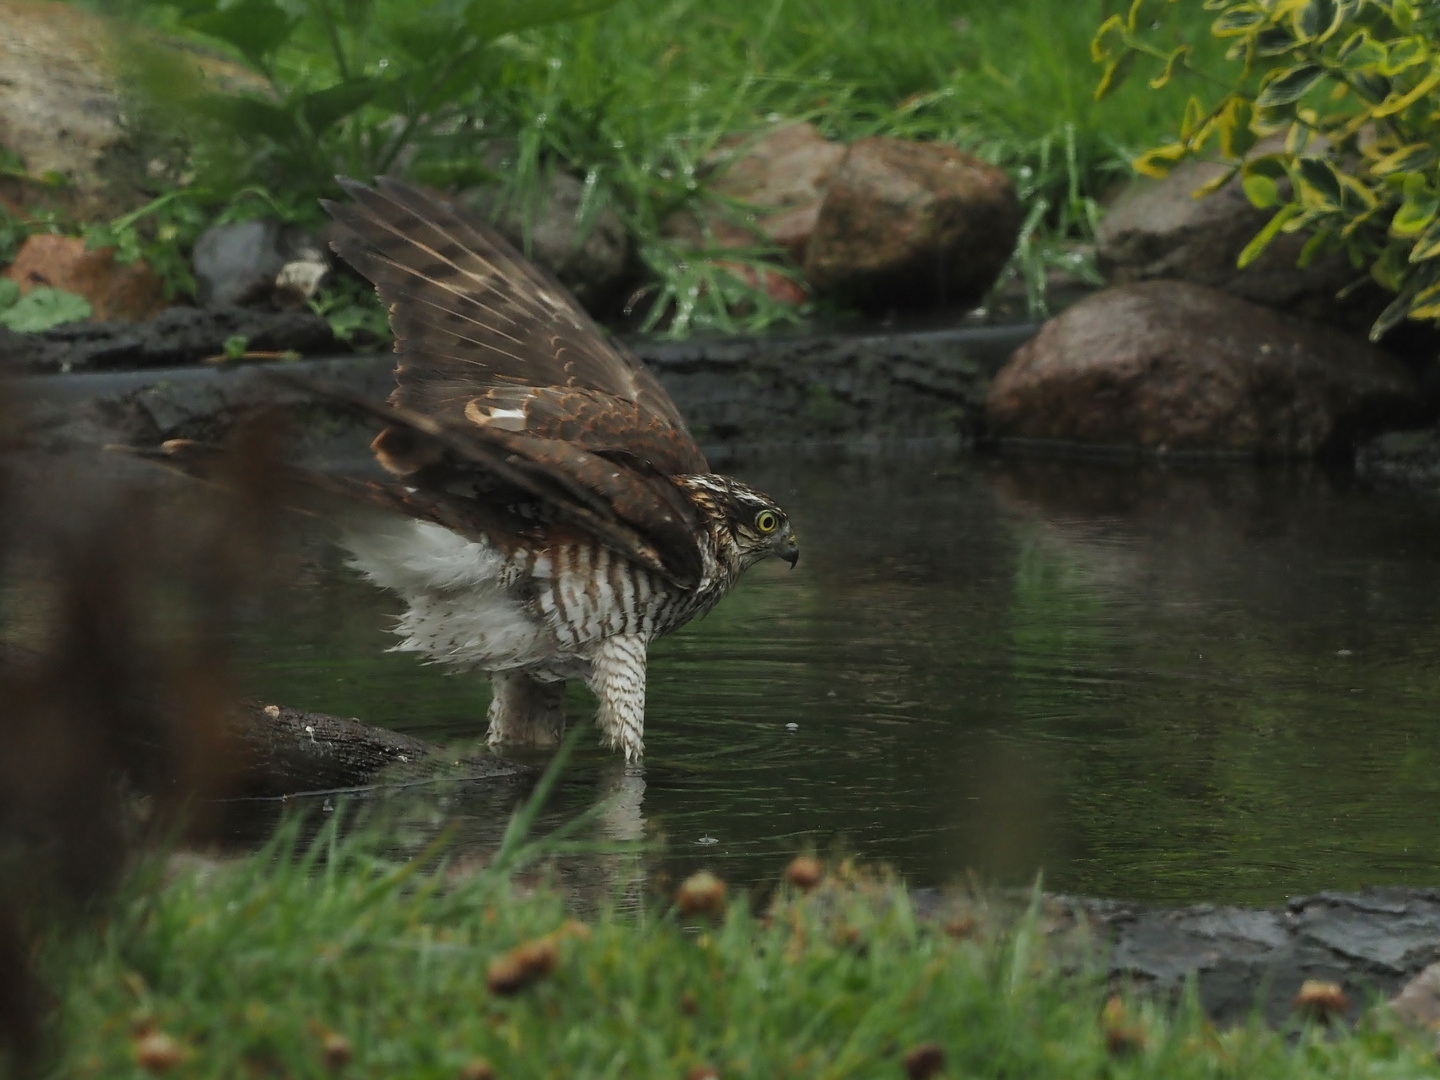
755, 510, 779, 534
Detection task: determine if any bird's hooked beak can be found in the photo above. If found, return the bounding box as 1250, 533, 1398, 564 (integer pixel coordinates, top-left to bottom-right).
776, 529, 799, 568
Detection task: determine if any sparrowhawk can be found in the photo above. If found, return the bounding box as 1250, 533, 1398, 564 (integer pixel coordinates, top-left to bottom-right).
321, 178, 799, 761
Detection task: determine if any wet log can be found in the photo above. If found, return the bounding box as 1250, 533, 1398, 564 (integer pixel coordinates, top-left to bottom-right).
0, 642, 519, 798
229, 701, 454, 798
225, 701, 531, 798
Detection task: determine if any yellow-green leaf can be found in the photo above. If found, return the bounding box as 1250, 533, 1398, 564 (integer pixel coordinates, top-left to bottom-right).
1392, 193, 1440, 236
1370, 143, 1437, 175
1094, 51, 1138, 102
1380, 37, 1429, 77
1297, 229, 1331, 268
1295, 156, 1343, 210
1238, 203, 1302, 268
1218, 98, 1257, 158
1179, 95, 1206, 141
1372, 63, 1440, 116
1090, 14, 1127, 63
1409, 220, 1440, 262
1293, 0, 1341, 44
1133, 141, 1188, 178
1242, 172, 1280, 208
1150, 45, 1191, 89
1257, 63, 1326, 106
1212, 6, 1269, 36
1192, 165, 1240, 198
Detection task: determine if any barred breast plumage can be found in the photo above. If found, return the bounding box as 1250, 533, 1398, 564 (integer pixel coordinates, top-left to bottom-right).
307, 179, 801, 760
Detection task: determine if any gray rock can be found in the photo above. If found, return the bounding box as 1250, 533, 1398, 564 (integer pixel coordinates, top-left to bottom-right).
1065, 887, 1440, 1028
1096, 156, 1388, 333
463, 171, 630, 311
987, 281, 1426, 457
1390, 960, 1440, 1029
1356, 425, 1440, 485
192, 220, 331, 308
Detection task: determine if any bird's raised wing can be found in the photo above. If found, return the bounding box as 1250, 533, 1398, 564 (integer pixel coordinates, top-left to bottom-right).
322, 177, 707, 477
319, 178, 712, 587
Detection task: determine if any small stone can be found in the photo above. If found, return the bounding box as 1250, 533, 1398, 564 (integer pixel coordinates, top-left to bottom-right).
1294, 980, 1349, 1023
319, 1030, 352, 1070
193, 220, 329, 308
1101, 996, 1145, 1055
458, 1058, 495, 1080
486, 937, 558, 995
943, 916, 975, 939
676, 871, 727, 918
783, 856, 822, 890
263, 704, 281, 718
133, 1031, 184, 1074
901, 1042, 946, 1080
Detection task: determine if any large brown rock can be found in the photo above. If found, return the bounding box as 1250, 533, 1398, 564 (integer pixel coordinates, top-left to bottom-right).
1095, 156, 1387, 333
804, 136, 1021, 310
986, 281, 1424, 457
6, 233, 166, 320
667, 121, 846, 260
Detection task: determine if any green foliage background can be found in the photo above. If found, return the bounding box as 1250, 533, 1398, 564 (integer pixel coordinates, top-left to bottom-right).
3, 0, 1216, 335
1101, 0, 1440, 340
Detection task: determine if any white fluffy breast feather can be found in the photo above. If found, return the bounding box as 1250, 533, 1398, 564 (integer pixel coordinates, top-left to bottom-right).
342, 518, 551, 670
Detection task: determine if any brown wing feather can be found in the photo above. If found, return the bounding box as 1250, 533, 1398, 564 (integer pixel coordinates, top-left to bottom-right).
322, 176, 707, 476
268, 375, 707, 588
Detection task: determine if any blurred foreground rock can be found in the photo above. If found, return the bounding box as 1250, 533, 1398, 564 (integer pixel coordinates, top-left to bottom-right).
1096, 155, 1388, 334
5, 233, 166, 320
987, 281, 1425, 457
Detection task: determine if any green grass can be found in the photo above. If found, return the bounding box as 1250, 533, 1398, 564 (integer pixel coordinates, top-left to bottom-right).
48, 0, 1224, 335
40, 805, 1440, 1079
450, 0, 1224, 331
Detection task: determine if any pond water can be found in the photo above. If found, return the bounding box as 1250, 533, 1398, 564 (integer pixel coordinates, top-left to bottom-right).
235, 452, 1440, 906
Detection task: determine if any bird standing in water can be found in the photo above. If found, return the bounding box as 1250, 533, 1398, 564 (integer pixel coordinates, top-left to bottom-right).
320, 178, 798, 761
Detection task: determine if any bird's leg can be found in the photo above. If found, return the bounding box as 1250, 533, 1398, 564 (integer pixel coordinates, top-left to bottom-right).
585, 634, 647, 761
486, 671, 566, 748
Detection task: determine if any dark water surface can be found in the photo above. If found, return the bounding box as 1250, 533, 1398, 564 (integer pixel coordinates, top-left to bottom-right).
235, 453, 1440, 905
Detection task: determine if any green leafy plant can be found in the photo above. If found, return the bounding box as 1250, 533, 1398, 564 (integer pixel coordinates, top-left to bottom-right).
1095, 0, 1440, 340
0, 286, 93, 333
132, 0, 622, 212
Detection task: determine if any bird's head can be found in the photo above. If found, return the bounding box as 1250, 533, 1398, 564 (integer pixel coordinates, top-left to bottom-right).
679, 475, 799, 570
